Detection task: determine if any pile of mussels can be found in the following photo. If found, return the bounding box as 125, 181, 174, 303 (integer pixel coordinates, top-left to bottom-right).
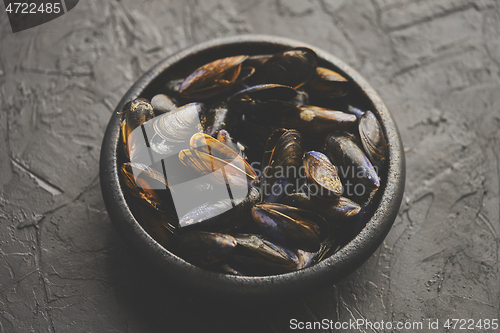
118, 47, 387, 276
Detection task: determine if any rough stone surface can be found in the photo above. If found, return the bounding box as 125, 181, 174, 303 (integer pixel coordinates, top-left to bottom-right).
0, 0, 499, 332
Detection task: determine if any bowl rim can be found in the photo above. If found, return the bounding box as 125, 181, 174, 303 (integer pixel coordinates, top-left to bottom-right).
99, 34, 405, 298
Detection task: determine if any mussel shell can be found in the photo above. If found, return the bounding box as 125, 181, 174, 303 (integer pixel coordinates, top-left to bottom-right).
359, 111, 387, 169
261, 47, 317, 89
178, 231, 237, 266
260, 129, 304, 202
178, 186, 260, 230
122, 98, 155, 139
230, 84, 297, 104
124, 162, 169, 187
180, 133, 258, 188
280, 192, 361, 222
296, 249, 317, 270
251, 203, 329, 252
120, 162, 168, 211
189, 133, 242, 162
303, 151, 343, 197
179, 148, 257, 189
281, 105, 357, 134
153, 103, 205, 142
242, 54, 272, 69
149, 102, 205, 156
308, 67, 349, 98
151, 94, 177, 115
231, 234, 299, 273
121, 98, 154, 159
179, 55, 249, 100
324, 134, 380, 190
347, 105, 365, 119
229, 84, 297, 118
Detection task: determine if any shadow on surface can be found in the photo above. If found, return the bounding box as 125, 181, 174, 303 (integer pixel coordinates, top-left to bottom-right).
105, 238, 357, 333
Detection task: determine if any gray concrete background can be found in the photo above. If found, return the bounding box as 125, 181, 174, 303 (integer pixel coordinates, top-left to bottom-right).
0, 0, 499, 332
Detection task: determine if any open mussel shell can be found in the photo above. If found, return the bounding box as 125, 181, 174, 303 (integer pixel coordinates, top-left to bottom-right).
148, 102, 205, 156
251, 203, 329, 252
259, 47, 317, 89
280, 192, 361, 223
303, 151, 343, 197
307, 67, 349, 98
178, 186, 260, 230
359, 111, 387, 169
179, 55, 250, 100
178, 231, 237, 267
230, 234, 299, 274
324, 133, 380, 190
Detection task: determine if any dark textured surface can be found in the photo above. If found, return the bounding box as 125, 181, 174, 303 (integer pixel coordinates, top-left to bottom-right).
0, 1, 499, 332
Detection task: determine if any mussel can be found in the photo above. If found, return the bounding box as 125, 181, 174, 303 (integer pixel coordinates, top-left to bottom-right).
179, 55, 252, 100
231, 234, 299, 274
260, 128, 304, 202
148, 102, 205, 157
251, 203, 329, 252
258, 47, 317, 89
346, 105, 365, 119
303, 151, 343, 197
324, 133, 380, 190
120, 162, 169, 211
280, 192, 361, 223
151, 94, 177, 115
307, 67, 349, 98
178, 231, 237, 266
359, 111, 387, 169
121, 98, 155, 159
178, 186, 260, 230
229, 84, 297, 120
179, 133, 258, 189
281, 105, 357, 135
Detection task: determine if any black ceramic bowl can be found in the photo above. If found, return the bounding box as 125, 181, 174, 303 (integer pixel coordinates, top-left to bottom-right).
100, 35, 405, 300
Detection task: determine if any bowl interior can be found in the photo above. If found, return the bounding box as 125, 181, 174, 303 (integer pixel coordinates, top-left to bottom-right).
100, 35, 405, 300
